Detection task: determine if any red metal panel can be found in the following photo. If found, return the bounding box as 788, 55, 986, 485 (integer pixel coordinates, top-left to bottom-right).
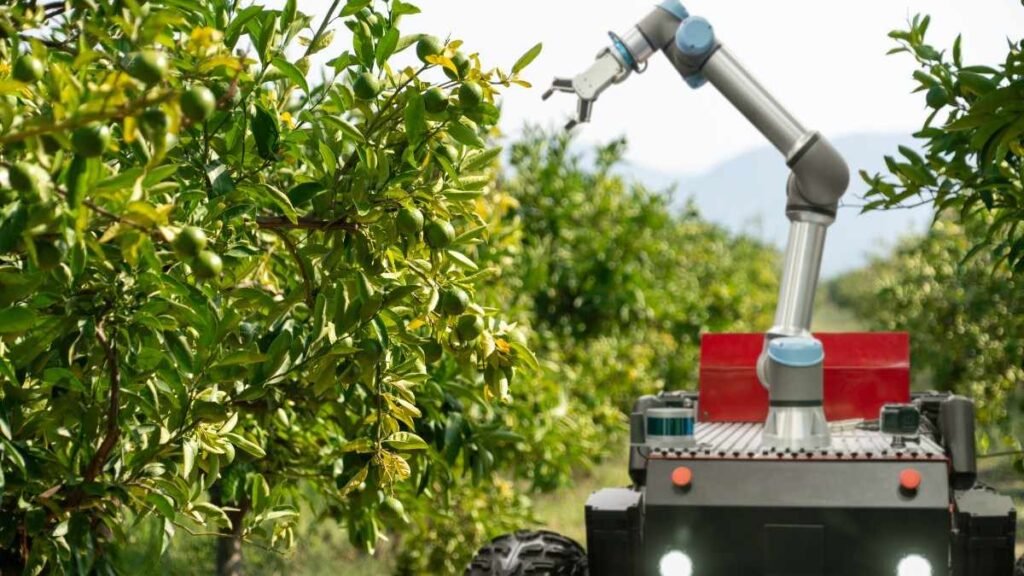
698, 333, 910, 423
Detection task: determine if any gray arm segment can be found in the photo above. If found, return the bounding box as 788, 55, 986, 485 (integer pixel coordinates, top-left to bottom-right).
542, 2, 851, 390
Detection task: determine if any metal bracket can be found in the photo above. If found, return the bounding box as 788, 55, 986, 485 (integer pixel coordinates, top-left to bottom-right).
542, 50, 630, 130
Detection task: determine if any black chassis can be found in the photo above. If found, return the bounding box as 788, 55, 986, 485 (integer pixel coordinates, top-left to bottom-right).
584, 392, 1018, 576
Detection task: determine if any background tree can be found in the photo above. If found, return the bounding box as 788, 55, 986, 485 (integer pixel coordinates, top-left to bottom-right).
846, 12, 1024, 457
861, 14, 1024, 272
0, 0, 542, 573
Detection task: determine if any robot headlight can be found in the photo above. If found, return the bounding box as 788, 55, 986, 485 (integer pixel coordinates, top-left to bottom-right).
659, 550, 693, 576
897, 554, 932, 576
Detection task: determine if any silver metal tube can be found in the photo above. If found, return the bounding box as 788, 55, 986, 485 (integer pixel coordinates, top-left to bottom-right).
702, 46, 808, 156
770, 219, 827, 337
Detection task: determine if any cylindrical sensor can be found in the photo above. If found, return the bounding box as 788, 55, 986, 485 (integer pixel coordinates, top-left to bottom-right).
646, 407, 696, 449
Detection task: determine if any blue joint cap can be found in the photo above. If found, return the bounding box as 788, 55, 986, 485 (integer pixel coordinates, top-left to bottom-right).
658, 0, 690, 21
675, 16, 716, 57
683, 73, 707, 89
608, 32, 637, 70
768, 337, 825, 368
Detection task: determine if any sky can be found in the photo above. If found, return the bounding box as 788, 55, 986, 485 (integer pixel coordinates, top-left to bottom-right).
280, 0, 1024, 174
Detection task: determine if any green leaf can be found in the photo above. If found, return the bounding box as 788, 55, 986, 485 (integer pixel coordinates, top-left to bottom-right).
375, 27, 400, 66
341, 0, 371, 17
224, 6, 263, 48
146, 492, 176, 519
224, 433, 267, 458
448, 120, 485, 149
323, 115, 365, 143
446, 250, 478, 271
252, 105, 281, 160
383, 431, 428, 451
0, 307, 37, 333
215, 350, 268, 367
341, 438, 374, 453
404, 90, 426, 146
512, 42, 543, 74
281, 0, 297, 29
182, 439, 197, 478
271, 57, 310, 94
461, 147, 502, 172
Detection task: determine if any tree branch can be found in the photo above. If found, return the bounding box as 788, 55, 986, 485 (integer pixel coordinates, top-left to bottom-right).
256, 216, 359, 232
270, 229, 314, 308
83, 321, 121, 483
0, 90, 176, 146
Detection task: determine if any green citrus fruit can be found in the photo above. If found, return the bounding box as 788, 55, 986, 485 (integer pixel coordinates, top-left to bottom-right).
8, 162, 50, 202
126, 50, 168, 85
173, 226, 208, 259
181, 85, 216, 122
12, 55, 44, 83
424, 219, 455, 249
423, 87, 449, 114
416, 36, 443, 64
139, 108, 168, 139
352, 72, 380, 101
455, 314, 484, 341
34, 240, 63, 271
396, 206, 424, 236
422, 341, 443, 363
211, 81, 240, 107
444, 51, 471, 81
458, 82, 483, 110
926, 85, 949, 109
439, 287, 469, 316
71, 123, 110, 158
193, 250, 222, 279
356, 339, 384, 366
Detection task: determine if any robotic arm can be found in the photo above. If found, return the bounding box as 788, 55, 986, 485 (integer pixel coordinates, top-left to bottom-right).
544, 0, 850, 395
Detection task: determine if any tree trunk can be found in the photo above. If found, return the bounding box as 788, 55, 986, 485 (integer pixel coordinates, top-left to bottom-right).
210, 483, 248, 576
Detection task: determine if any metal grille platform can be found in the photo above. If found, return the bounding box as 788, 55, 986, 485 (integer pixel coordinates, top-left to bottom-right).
647, 421, 946, 462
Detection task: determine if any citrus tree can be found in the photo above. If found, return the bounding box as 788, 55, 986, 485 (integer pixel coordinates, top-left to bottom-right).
393, 129, 780, 573
0, 0, 543, 573
841, 10, 1024, 472
861, 13, 1024, 272
827, 218, 1024, 456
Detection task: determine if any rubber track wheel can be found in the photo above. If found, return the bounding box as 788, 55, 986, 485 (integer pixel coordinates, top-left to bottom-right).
465, 530, 588, 576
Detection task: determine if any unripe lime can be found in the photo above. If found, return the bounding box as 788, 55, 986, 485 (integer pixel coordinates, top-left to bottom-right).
416, 36, 443, 64
193, 250, 222, 279
139, 108, 169, 139
173, 226, 208, 259
423, 87, 448, 114
926, 85, 949, 109
211, 81, 240, 107
422, 341, 443, 363
356, 339, 384, 366
439, 287, 469, 316
126, 50, 169, 85
71, 123, 110, 158
424, 219, 455, 249
8, 162, 50, 202
444, 51, 471, 81
181, 85, 216, 122
34, 239, 63, 271
12, 55, 44, 83
396, 206, 424, 236
458, 82, 483, 110
352, 72, 380, 101
455, 314, 484, 341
